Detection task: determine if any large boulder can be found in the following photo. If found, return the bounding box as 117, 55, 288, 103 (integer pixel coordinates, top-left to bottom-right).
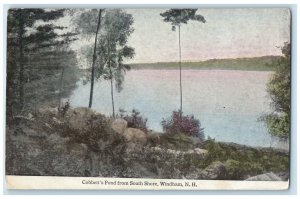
111, 118, 127, 134
38, 106, 58, 116
245, 172, 283, 181
199, 161, 226, 180
123, 128, 147, 145
65, 107, 97, 130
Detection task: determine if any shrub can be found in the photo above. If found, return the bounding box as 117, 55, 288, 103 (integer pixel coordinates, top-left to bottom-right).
161, 111, 204, 139
159, 132, 193, 151
120, 109, 148, 132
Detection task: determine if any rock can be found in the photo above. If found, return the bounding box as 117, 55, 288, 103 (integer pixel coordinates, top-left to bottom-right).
28, 113, 34, 120
199, 161, 226, 180
123, 128, 147, 152
194, 148, 208, 155
111, 118, 127, 134
245, 172, 283, 181
38, 106, 58, 116
65, 107, 96, 130
123, 128, 147, 144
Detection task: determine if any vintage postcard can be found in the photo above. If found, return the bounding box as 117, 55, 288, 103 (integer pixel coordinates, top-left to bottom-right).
5, 7, 291, 190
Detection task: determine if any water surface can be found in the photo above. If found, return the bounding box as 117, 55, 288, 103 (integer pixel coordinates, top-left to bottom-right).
70, 69, 288, 149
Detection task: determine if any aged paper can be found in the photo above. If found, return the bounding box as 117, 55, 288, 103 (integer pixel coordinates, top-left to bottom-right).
6, 8, 291, 190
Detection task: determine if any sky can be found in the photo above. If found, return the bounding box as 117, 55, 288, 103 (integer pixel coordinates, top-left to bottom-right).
68, 8, 290, 64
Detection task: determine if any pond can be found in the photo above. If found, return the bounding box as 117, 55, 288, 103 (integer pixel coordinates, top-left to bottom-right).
70, 69, 288, 149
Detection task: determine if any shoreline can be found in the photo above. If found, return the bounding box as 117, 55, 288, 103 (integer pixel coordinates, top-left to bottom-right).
127, 56, 280, 71
128, 67, 274, 72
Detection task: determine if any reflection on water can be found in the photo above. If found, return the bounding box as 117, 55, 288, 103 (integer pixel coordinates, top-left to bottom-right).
70, 69, 289, 149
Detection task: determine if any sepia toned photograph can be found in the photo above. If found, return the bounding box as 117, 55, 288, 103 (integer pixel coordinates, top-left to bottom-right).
5, 7, 291, 190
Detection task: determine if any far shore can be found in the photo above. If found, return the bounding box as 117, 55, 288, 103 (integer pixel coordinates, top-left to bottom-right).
128, 56, 281, 71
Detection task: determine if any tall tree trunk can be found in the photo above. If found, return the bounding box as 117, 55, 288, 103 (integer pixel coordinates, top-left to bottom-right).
110, 77, 115, 118
58, 67, 65, 109
88, 9, 103, 108
107, 37, 115, 118
109, 67, 115, 118
18, 20, 25, 112
178, 25, 182, 119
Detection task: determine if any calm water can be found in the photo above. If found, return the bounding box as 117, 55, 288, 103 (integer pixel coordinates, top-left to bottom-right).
70, 69, 288, 149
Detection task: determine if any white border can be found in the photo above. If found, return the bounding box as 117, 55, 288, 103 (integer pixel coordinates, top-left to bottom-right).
0, 0, 298, 197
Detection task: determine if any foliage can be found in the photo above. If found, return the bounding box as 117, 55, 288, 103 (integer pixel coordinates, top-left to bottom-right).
119, 109, 148, 132
75, 9, 135, 115
6, 9, 78, 126
99, 9, 135, 90
158, 132, 193, 151
72, 9, 102, 37
72, 9, 104, 108
160, 9, 206, 117
160, 9, 206, 31
99, 10, 135, 117
260, 42, 291, 139
6, 107, 289, 179
161, 111, 204, 139
201, 140, 289, 179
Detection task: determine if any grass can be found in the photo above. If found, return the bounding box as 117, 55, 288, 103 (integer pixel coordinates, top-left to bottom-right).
129, 56, 281, 71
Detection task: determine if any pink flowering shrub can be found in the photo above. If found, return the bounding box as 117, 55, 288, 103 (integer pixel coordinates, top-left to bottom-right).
161, 111, 204, 139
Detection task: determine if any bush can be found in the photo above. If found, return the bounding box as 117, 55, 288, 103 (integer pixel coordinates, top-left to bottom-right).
159, 132, 193, 151
161, 111, 204, 139
119, 109, 148, 132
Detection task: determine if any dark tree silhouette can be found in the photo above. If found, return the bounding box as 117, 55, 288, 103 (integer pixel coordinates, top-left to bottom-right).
73, 9, 104, 108
6, 9, 77, 127
88, 9, 103, 108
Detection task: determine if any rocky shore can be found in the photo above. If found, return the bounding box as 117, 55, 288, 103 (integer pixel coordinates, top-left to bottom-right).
6, 107, 289, 180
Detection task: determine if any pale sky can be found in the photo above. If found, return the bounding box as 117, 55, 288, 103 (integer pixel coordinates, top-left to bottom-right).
67, 8, 290, 64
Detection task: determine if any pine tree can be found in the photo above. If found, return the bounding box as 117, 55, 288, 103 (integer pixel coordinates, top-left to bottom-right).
6, 9, 78, 126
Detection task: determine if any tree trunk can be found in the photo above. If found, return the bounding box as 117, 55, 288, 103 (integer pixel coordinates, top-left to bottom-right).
109, 67, 115, 118
58, 67, 65, 109
178, 25, 183, 119
18, 20, 25, 112
88, 9, 103, 108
